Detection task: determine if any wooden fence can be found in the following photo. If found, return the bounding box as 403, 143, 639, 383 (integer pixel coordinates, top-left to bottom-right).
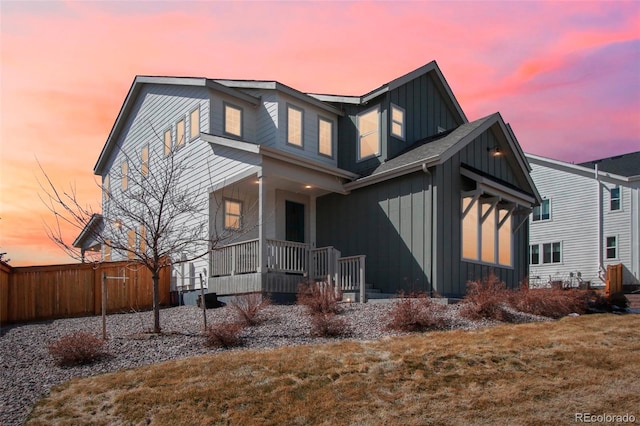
0, 260, 170, 325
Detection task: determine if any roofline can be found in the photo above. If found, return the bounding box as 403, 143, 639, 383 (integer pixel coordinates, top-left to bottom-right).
344, 158, 439, 191
526, 153, 636, 183
93, 76, 261, 175
72, 213, 103, 248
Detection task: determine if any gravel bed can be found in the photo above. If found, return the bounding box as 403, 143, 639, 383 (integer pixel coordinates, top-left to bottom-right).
0, 301, 545, 425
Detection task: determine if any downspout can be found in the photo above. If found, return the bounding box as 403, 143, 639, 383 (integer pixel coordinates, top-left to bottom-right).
422, 163, 434, 297
596, 164, 604, 283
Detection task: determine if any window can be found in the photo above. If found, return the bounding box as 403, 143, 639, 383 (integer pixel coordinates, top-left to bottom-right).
542, 242, 561, 264
606, 236, 617, 259
224, 103, 243, 137
532, 199, 550, 221
287, 105, 303, 147
357, 107, 380, 160
318, 117, 333, 157
164, 128, 172, 156
103, 175, 110, 199
610, 186, 620, 211
390, 104, 405, 140
121, 161, 128, 190
461, 196, 513, 267
104, 240, 111, 261
530, 244, 540, 265
190, 107, 200, 140
176, 118, 185, 147
141, 145, 149, 177
127, 229, 135, 259
139, 225, 146, 254
224, 199, 242, 230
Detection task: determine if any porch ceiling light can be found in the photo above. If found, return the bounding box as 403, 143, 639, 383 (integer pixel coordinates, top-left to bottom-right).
304, 185, 312, 189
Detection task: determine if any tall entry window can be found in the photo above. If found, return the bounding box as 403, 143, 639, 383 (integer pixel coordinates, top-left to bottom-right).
462, 195, 513, 267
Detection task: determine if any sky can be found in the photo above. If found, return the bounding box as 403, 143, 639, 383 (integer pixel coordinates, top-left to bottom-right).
1, 0, 639, 266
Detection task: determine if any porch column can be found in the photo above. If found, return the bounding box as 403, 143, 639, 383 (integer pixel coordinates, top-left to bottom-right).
257, 172, 267, 273
309, 195, 317, 248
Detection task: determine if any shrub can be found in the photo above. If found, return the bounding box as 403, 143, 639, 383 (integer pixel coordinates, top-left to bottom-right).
204, 322, 244, 348
509, 286, 589, 319
309, 313, 349, 337
229, 293, 271, 326
460, 274, 513, 321
297, 281, 342, 315
387, 293, 446, 332
48, 331, 108, 367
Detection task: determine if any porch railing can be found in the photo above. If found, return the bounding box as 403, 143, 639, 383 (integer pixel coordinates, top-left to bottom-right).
337, 255, 366, 303
210, 239, 260, 277
266, 239, 308, 274
309, 246, 341, 284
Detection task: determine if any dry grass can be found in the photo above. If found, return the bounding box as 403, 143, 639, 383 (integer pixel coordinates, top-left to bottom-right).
28, 314, 640, 425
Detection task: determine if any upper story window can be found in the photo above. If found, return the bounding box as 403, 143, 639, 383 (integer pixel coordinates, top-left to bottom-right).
610, 186, 621, 211
532, 199, 550, 221
462, 196, 512, 267
190, 107, 200, 140
121, 161, 128, 191
103, 175, 110, 198
141, 145, 149, 177
127, 229, 136, 259
287, 105, 303, 147
176, 118, 185, 147
224, 199, 242, 230
390, 104, 405, 140
164, 128, 172, 156
606, 236, 617, 259
318, 117, 333, 157
224, 103, 243, 138
357, 106, 380, 161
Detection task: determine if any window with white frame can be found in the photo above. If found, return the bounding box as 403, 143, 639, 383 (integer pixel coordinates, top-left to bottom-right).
127, 229, 135, 259
461, 195, 513, 267
530, 244, 540, 265
141, 145, 149, 177
189, 107, 200, 140
164, 128, 172, 156
224, 103, 243, 138
287, 105, 303, 147
139, 225, 146, 254
542, 242, 561, 264
390, 104, 405, 140
224, 199, 242, 230
606, 236, 617, 259
104, 239, 111, 261
532, 199, 550, 221
121, 161, 128, 190
103, 175, 110, 199
176, 118, 185, 147
318, 117, 333, 157
610, 186, 621, 211
357, 107, 380, 160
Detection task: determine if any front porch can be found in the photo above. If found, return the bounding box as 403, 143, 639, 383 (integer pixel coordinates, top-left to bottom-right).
209, 239, 367, 302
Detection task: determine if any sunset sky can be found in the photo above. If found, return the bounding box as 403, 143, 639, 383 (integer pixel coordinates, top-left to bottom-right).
1, 1, 639, 266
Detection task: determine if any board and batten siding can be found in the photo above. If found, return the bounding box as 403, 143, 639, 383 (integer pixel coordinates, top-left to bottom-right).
317, 171, 433, 295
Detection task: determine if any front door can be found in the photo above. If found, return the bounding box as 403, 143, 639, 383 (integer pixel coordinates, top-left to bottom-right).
285, 201, 305, 243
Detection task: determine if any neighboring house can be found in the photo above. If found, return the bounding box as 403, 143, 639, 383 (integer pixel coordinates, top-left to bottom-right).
526, 152, 640, 288
78, 61, 540, 301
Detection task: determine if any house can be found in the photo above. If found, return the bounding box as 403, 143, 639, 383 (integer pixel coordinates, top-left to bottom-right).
526, 151, 640, 288
79, 61, 540, 302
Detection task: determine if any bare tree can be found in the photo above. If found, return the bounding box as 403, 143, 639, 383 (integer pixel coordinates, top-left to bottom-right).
40, 141, 256, 333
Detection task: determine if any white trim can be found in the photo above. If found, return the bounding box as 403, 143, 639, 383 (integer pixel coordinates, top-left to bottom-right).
461, 167, 537, 206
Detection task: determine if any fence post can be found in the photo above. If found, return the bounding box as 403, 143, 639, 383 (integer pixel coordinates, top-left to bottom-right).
359, 256, 366, 304
102, 272, 107, 340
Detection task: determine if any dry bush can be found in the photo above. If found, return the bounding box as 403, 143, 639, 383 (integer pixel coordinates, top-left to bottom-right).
297, 281, 342, 315
47, 331, 108, 367
460, 274, 513, 321
387, 292, 446, 332
509, 285, 589, 319
204, 322, 244, 348
309, 313, 349, 337
229, 293, 271, 326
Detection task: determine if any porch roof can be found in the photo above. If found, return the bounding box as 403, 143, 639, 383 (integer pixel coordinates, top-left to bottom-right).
73, 213, 103, 250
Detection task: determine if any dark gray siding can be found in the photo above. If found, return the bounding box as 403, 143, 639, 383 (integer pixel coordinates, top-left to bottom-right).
317, 172, 433, 295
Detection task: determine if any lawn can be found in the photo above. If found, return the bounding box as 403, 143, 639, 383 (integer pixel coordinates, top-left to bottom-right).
27, 314, 640, 425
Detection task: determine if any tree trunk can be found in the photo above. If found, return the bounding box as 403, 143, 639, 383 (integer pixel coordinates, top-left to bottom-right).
152, 272, 161, 333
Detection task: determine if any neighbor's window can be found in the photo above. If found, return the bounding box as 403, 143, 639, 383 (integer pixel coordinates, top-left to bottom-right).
542, 242, 561, 264
357, 107, 380, 160
104, 240, 111, 261
224, 199, 242, 230
530, 244, 540, 265
532, 199, 550, 221
141, 145, 149, 177
139, 225, 146, 254
287, 105, 303, 147
610, 186, 620, 211
224, 104, 243, 137
390, 104, 405, 140
164, 128, 172, 156
606, 236, 617, 259
190, 107, 200, 140
121, 161, 128, 190
176, 118, 185, 147
461, 196, 513, 267
103, 175, 110, 198
127, 229, 136, 259
318, 117, 333, 157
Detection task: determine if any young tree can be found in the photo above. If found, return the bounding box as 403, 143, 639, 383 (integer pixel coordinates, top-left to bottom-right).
40, 142, 254, 333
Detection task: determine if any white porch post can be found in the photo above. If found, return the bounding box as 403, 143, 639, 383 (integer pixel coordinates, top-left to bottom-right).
309, 195, 317, 248
258, 172, 267, 274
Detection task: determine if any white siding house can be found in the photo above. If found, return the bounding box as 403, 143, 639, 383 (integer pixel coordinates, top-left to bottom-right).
527, 152, 640, 287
